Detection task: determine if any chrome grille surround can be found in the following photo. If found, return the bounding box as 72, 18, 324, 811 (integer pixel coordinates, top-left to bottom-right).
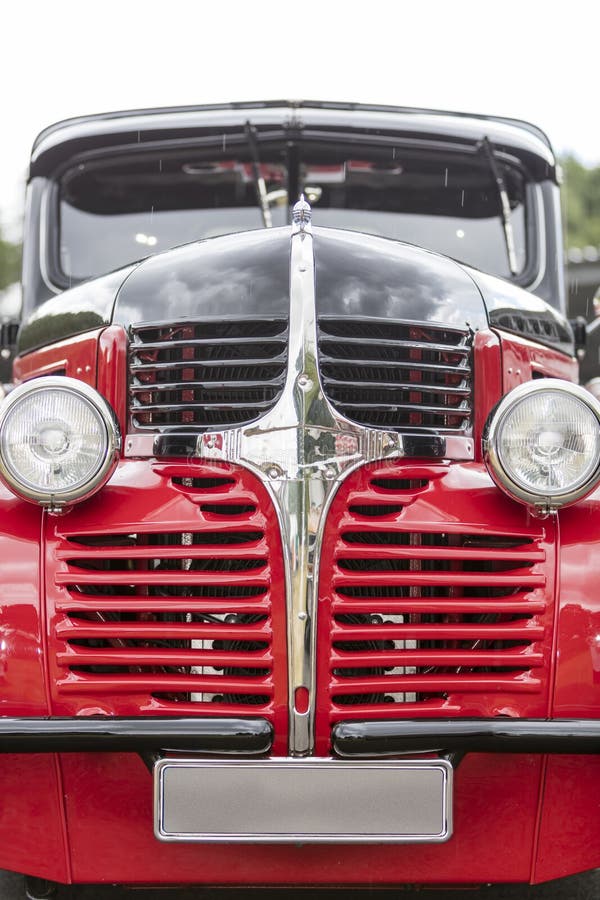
124, 209, 475, 756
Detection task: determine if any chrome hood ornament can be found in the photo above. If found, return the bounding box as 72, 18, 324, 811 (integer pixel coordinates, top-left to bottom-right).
184, 204, 406, 755
292, 194, 312, 233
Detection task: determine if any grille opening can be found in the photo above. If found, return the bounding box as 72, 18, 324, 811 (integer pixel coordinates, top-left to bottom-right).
341, 530, 534, 548
319, 319, 468, 345
129, 318, 288, 432
172, 476, 236, 490
337, 558, 534, 572
370, 478, 429, 490
336, 585, 523, 599
349, 505, 405, 517
151, 693, 272, 706
199, 504, 256, 515
67, 584, 268, 599
318, 318, 473, 433
135, 319, 288, 342
66, 531, 264, 548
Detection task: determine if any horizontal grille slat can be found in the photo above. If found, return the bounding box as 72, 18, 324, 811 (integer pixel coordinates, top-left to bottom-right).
57, 647, 273, 668
330, 675, 542, 695
130, 358, 286, 372
131, 399, 276, 412
318, 317, 473, 432
331, 598, 546, 615
129, 318, 288, 431
324, 378, 472, 396
57, 597, 270, 615
332, 572, 545, 588
58, 674, 274, 695
320, 356, 472, 375
57, 545, 268, 562
330, 623, 545, 641
334, 544, 544, 562
331, 401, 471, 417
322, 336, 469, 356
131, 335, 287, 351
130, 378, 284, 392
56, 621, 271, 641
331, 649, 544, 668
56, 571, 270, 587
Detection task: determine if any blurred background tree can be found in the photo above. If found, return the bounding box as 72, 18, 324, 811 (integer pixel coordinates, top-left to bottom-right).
0, 229, 21, 291
561, 156, 600, 250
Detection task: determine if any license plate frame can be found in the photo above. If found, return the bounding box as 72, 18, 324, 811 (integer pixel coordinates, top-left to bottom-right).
154, 757, 452, 843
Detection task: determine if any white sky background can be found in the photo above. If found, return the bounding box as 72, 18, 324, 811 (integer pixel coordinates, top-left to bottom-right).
1, 0, 597, 240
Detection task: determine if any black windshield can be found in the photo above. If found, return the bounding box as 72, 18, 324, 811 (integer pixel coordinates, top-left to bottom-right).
58, 140, 528, 281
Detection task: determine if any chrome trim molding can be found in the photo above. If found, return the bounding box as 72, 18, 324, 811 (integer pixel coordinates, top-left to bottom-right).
0, 376, 121, 512
483, 378, 600, 515
154, 756, 453, 843
125, 204, 473, 755
159, 207, 414, 755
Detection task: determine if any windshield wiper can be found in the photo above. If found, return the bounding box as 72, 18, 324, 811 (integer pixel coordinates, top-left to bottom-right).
245, 121, 272, 228
478, 137, 518, 276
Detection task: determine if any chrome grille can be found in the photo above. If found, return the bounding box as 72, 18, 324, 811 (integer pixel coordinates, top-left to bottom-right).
128, 318, 288, 431
318, 317, 473, 432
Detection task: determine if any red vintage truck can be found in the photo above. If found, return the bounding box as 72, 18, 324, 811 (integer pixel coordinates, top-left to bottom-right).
1, 100, 600, 897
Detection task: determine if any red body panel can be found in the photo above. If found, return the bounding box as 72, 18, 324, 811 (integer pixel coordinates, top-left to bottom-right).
13, 330, 100, 385
498, 330, 579, 391
0, 489, 70, 882
3, 323, 599, 887
59, 752, 543, 885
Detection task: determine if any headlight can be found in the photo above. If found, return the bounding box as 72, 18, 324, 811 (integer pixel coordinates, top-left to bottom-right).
484, 379, 600, 513
0, 377, 120, 510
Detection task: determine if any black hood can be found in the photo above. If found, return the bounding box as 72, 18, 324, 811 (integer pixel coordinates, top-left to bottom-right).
112, 226, 488, 333
18, 227, 573, 356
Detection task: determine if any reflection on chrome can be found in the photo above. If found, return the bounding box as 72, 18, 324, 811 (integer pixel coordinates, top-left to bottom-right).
188, 203, 415, 755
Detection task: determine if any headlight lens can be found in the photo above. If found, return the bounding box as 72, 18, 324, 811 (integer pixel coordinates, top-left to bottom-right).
0, 377, 120, 509
484, 379, 600, 511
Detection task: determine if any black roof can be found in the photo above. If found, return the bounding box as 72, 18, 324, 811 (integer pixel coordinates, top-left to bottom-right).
30, 99, 557, 182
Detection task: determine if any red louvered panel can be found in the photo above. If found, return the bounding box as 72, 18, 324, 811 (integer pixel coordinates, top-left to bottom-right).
45, 460, 289, 755
315, 460, 555, 755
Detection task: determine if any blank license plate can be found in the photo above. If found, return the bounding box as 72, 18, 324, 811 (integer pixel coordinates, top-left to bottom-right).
154, 757, 452, 843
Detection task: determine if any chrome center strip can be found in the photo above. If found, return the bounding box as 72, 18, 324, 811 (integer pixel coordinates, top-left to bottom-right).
145, 200, 467, 755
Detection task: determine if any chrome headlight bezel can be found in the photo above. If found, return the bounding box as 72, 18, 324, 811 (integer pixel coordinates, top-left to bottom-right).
483, 379, 600, 513
0, 376, 120, 510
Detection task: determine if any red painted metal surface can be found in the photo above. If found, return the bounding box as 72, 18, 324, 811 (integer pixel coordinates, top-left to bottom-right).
535, 755, 600, 882
59, 751, 543, 885
315, 461, 555, 755
0, 489, 70, 882
0, 486, 46, 714
497, 329, 578, 393
13, 330, 100, 385
4, 323, 600, 886
44, 459, 289, 755
0, 754, 69, 883
551, 490, 600, 717
472, 329, 503, 462
97, 325, 129, 438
